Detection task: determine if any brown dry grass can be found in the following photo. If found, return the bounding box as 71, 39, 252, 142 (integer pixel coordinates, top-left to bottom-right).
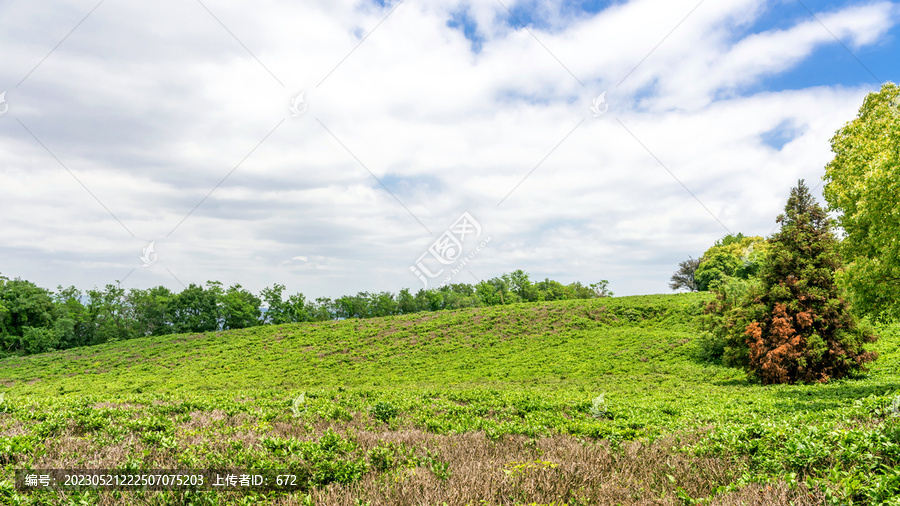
16, 421, 824, 506
291, 431, 822, 506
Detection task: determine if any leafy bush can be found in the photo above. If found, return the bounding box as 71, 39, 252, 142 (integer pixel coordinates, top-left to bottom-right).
262, 429, 368, 488
367, 442, 398, 472
71, 406, 110, 434
694, 234, 769, 291
695, 252, 743, 293
695, 414, 900, 503
326, 405, 353, 422
371, 401, 398, 423
700, 276, 766, 366
0, 435, 35, 464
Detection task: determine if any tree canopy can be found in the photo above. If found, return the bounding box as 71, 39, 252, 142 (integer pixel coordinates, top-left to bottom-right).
692, 234, 769, 291
823, 82, 900, 321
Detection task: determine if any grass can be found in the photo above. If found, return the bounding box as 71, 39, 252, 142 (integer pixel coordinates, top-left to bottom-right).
1, 292, 899, 504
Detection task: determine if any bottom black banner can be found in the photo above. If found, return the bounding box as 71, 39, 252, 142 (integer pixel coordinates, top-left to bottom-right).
16, 469, 310, 491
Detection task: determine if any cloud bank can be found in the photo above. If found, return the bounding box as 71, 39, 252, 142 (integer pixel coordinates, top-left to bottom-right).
0, 0, 897, 297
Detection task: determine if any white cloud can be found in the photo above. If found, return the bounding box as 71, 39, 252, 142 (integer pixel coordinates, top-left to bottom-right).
0, 0, 894, 297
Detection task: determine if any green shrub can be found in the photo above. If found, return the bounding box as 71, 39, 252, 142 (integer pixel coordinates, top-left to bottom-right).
71, 406, 109, 434
0, 435, 35, 464
367, 442, 397, 472
700, 276, 766, 367
327, 405, 353, 422
371, 401, 398, 423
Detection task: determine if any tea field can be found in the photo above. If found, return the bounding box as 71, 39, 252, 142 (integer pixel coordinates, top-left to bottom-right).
1, 292, 899, 505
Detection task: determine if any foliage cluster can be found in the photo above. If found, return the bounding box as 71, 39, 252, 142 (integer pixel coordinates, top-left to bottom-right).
823, 82, 900, 322
670, 234, 769, 293
697, 276, 766, 366
700, 182, 877, 384
743, 181, 877, 384
694, 234, 769, 292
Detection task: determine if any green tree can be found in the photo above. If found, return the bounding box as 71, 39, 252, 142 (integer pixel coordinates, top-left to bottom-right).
21, 326, 58, 354
54, 286, 92, 348
170, 283, 219, 333
744, 180, 877, 384
310, 297, 336, 321
415, 288, 446, 311
695, 252, 742, 291
564, 281, 593, 299
128, 286, 173, 336
563, 280, 613, 299
0, 277, 59, 353
219, 284, 262, 330
823, 82, 900, 320
336, 292, 373, 319
503, 270, 539, 302
369, 291, 398, 317
535, 278, 568, 301
695, 234, 769, 291
475, 278, 519, 306
397, 288, 418, 314
590, 280, 614, 297
261, 284, 291, 325
85, 283, 139, 344
474, 281, 503, 306
438, 284, 479, 309
285, 292, 311, 322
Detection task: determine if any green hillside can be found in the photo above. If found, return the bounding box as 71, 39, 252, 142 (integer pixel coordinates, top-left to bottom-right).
1, 293, 899, 505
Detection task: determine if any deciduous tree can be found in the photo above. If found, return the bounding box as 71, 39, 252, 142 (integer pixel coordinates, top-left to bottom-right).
170, 283, 219, 333
669, 257, 700, 292
219, 284, 262, 330
694, 234, 768, 291
260, 284, 290, 325
823, 82, 900, 320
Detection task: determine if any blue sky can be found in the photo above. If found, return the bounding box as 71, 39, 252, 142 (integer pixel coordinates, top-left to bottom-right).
0, 0, 898, 299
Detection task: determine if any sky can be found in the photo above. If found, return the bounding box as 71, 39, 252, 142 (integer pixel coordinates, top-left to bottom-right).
0, 0, 898, 299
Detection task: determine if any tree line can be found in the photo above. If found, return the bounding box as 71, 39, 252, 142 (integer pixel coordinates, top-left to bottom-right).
0, 271, 612, 356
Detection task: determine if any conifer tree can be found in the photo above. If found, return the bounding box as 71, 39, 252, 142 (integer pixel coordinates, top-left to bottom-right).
745, 180, 877, 384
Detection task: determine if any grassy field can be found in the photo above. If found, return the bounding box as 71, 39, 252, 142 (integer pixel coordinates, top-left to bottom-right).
1, 292, 899, 505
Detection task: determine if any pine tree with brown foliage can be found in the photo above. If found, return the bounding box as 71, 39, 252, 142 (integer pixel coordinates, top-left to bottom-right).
745, 180, 877, 384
